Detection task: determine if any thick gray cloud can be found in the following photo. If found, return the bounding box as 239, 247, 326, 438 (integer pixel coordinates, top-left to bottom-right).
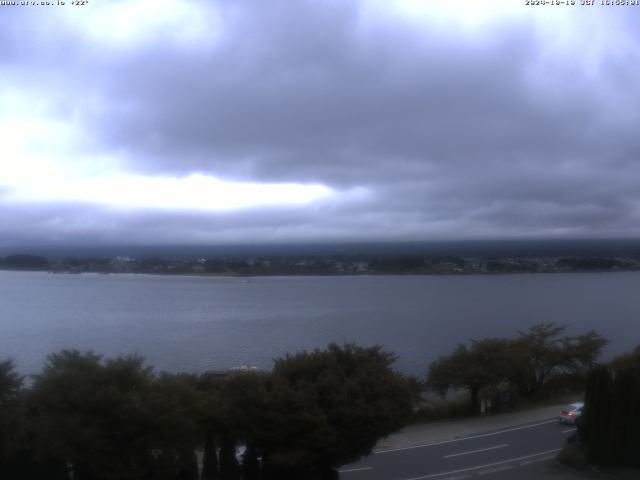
1, 0, 640, 245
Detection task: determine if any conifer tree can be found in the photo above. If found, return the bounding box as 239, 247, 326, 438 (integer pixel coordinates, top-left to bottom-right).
583, 365, 613, 464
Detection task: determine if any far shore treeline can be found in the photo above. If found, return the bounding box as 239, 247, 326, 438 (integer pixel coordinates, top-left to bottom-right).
2, 251, 640, 276
1, 326, 638, 479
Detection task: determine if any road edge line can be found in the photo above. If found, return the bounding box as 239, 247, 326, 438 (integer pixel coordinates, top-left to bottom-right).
376, 419, 556, 454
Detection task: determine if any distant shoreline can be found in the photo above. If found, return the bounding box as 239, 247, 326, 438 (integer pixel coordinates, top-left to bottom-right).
2, 251, 640, 277
2, 266, 640, 278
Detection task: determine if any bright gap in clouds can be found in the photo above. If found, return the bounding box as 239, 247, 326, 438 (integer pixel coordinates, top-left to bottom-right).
0, 111, 335, 211
2, 173, 334, 211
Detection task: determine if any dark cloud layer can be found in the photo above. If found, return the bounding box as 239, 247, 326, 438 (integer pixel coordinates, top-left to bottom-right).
1, 1, 640, 245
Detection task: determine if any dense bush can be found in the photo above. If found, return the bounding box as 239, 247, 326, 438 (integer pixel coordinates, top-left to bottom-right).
0, 344, 415, 480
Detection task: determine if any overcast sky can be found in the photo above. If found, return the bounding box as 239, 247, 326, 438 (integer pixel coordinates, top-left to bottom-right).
1, 0, 639, 246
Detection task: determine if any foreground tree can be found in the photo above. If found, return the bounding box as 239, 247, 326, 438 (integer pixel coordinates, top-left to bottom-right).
608, 363, 640, 465
148, 373, 202, 480
218, 437, 240, 480
511, 323, 607, 398
241, 444, 261, 480
30, 351, 157, 480
581, 365, 614, 464
0, 359, 26, 477
579, 346, 640, 467
0, 359, 22, 405
3, 344, 416, 479
610, 345, 640, 371
427, 339, 515, 413
201, 431, 219, 480
195, 372, 226, 480
260, 344, 416, 478
217, 372, 269, 480
428, 323, 608, 412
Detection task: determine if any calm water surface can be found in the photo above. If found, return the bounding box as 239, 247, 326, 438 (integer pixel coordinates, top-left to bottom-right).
1, 270, 638, 376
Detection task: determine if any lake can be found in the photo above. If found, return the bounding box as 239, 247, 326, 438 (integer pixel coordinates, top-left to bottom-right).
1, 270, 638, 376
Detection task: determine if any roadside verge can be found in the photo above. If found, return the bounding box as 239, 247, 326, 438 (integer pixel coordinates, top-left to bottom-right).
375, 404, 563, 452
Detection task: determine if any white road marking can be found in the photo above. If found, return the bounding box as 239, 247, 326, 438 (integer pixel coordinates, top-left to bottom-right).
397, 448, 561, 480
519, 460, 532, 466
443, 444, 508, 458
338, 466, 372, 473
478, 465, 513, 475
562, 428, 577, 434
533, 455, 556, 463
376, 419, 556, 454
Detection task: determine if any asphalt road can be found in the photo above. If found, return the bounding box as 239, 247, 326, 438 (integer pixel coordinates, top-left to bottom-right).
339, 418, 576, 480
